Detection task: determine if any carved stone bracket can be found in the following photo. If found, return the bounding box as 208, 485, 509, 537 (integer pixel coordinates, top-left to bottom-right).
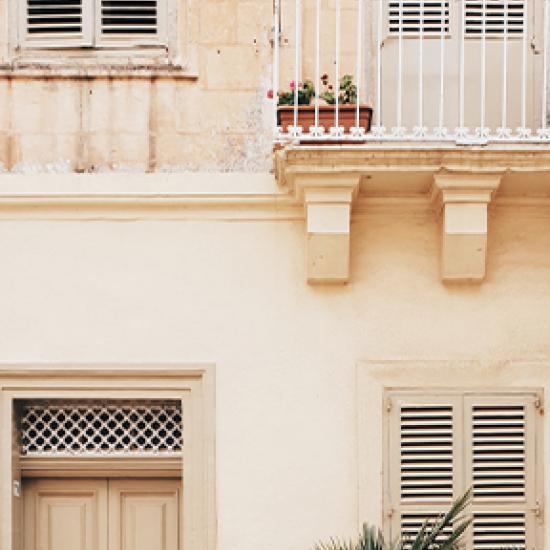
432, 172, 503, 283
294, 175, 360, 284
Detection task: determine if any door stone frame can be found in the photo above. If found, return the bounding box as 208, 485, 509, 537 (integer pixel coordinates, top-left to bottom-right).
0, 363, 216, 550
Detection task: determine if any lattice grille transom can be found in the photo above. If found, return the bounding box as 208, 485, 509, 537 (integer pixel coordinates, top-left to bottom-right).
20, 401, 183, 455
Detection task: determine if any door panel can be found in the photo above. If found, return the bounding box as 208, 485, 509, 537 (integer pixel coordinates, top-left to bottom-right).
23, 479, 108, 550
23, 478, 180, 550
109, 480, 180, 550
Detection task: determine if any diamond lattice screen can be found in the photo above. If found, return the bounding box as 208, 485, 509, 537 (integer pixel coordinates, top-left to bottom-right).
20, 401, 183, 455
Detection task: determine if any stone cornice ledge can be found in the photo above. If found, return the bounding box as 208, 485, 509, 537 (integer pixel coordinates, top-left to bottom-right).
275, 145, 550, 199
0, 173, 301, 220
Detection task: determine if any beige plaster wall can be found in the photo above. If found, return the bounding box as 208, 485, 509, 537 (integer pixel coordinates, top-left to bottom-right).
1, 175, 550, 549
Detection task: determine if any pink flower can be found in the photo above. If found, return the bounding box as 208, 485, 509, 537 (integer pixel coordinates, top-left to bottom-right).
267, 89, 274, 99
289, 80, 295, 89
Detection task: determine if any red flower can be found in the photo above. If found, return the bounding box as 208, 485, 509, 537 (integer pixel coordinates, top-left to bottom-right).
328, 84, 333, 90
321, 73, 329, 81
267, 89, 274, 99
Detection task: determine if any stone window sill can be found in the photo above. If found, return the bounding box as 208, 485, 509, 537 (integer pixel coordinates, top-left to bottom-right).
0, 61, 199, 79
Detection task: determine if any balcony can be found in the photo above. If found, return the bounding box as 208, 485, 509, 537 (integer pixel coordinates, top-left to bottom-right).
271, 1, 550, 284
271, 0, 550, 144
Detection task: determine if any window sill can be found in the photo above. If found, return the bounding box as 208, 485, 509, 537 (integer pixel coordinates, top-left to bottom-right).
0, 60, 199, 79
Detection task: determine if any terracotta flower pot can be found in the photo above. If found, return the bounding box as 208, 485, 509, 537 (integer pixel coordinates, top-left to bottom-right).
277, 104, 373, 135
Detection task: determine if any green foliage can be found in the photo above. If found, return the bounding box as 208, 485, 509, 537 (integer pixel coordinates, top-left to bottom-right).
276, 74, 358, 106
407, 489, 472, 550
278, 80, 315, 106
313, 490, 472, 550
320, 74, 357, 105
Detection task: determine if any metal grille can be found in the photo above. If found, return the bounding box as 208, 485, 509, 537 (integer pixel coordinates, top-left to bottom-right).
20, 401, 182, 455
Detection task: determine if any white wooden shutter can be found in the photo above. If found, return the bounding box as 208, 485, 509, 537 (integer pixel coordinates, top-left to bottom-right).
96, 0, 165, 45
464, 395, 539, 550
387, 394, 461, 543
465, 0, 525, 35
21, 0, 92, 46
386, 391, 542, 550
388, 1, 450, 35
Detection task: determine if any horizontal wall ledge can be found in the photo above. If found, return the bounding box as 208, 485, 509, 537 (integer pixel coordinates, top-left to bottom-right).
0, 173, 302, 220
276, 145, 550, 200
0, 63, 199, 80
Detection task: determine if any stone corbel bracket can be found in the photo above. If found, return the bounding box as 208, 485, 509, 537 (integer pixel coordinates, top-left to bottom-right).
432, 172, 503, 283
294, 174, 361, 284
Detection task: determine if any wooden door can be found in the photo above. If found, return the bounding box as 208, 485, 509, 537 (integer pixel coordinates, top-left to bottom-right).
108, 480, 180, 550
23, 479, 108, 550
23, 479, 180, 550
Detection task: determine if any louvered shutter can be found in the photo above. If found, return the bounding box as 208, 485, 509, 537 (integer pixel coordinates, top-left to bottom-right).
386, 391, 541, 550
387, 394, 461, 544
465, 0, 525, 35
389, 1, 450, 35
21, 0, 92, 46
464, 395, 538, 550
96, 0, 165, 45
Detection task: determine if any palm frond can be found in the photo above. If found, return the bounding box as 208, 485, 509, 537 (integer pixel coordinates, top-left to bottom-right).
314, 536, 354, 550
312, 490, 472, 550
356, 524, 391, 550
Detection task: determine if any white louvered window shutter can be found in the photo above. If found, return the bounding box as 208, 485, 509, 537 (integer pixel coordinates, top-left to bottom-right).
20, 0, 165, 47
464, 395, 539, 550
21, 0, 93, 46
386, 391, 542, 550
465, 0, 525, 35
387, 394, 461, 544
96, 0, 166, 46
389, 1, 450, 35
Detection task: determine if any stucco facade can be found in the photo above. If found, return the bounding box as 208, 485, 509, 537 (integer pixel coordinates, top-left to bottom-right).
1, 0, 550, 549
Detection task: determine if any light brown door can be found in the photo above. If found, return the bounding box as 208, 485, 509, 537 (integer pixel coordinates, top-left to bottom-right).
23, 479, 180, 550
108, 480, 180, 550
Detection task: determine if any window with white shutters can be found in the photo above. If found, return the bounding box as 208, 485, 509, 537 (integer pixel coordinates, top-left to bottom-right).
20, 0, 165, 47
389, 1, 450, 35
386, 391, 542, 550
465, 0, 525, 35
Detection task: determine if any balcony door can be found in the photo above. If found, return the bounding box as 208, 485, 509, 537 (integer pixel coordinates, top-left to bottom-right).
381, 0, 543, 134
23, 478, 180, 550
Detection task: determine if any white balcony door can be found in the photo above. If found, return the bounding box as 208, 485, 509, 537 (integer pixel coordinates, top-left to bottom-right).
23, 478, 180, 550
381, 0, 542, 134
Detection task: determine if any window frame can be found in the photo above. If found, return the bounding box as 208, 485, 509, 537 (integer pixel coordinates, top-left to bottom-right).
13, 0, 176, 57
385, 389, 541, 549
357, 360, 546, 550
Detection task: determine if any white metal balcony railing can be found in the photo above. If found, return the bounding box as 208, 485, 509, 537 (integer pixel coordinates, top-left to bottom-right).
271, 0, 550, 145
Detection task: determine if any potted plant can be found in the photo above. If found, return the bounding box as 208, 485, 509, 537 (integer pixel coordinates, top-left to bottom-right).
272, 74, 372, 136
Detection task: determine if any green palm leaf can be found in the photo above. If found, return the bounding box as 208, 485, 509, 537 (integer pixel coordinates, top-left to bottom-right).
313, 490, 472, 550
